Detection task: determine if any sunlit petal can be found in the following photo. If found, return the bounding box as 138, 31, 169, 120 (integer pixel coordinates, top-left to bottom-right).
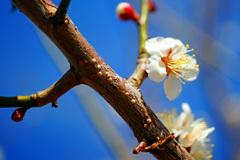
183, 67, 199, 81
164, 73, 182, 100
199, 127, 215, 140
146, 55, 167, 82
145, 37, 172, 57
145, 37, 165, 56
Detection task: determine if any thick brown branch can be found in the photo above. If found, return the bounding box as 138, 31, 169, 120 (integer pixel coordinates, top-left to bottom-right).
11, 0, 193, 159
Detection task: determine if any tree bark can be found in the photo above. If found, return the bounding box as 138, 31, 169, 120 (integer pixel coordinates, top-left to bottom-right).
10, 0, 193, 159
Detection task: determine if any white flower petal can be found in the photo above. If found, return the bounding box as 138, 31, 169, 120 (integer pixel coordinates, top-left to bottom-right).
190, 139, 205, 155
187, 56, 197, 65
164, 73, 182, 100
171, 128, 183, 137
145, 37, 182, 57
178, 103, 194, 128
146, 55, 167, 82
165, 37, 184, 50
162, 37, 184, 57
199, 127, 215, 141
178, 131, 194, 147
183, 67, 199, 81
190, 118, 206, 129
182, 103, 191, 113
145, 37, 166, 56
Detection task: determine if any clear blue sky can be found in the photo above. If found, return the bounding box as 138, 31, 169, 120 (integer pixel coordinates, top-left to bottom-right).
1, 0, 240, 159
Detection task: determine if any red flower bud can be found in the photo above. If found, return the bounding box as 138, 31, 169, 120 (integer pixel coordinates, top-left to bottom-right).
149, 1, 156, 12
116, 2, 139, 22
11, 108, 27, 122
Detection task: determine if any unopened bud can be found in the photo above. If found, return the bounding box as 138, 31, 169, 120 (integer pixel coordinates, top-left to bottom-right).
11, 108, 28, 122
116, 2, 139, 22
149, 1, 156, 12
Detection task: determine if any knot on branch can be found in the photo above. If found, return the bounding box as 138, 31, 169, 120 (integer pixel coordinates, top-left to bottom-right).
52, 101, 58, 108
133, 133, 175, 154
53, 0, 71, 24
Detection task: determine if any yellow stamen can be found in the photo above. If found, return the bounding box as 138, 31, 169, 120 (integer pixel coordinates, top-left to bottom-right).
208, 155, 213, 159
186, 44, 190, 48
192, 54, 195, 57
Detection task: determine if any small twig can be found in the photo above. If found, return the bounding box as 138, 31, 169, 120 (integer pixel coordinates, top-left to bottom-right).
133, 133, 175, 154
139, 0, 150, 55
129, 54, 148, 87
0, 95, 36, 107
0, 69, 79, 108
54, 0, 71, 24
133, 140, 147, 154
128, 0, 150, 87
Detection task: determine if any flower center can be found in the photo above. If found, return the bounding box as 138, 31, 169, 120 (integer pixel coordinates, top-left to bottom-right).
161, 45, 199, 84
161, 49, 172, 76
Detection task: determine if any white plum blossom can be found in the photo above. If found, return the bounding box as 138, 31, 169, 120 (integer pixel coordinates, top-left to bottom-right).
145, 37, 199, 100
178, 119, 215, 148
157, 103, 214, 160
157, 103, 194, 137
189, 138, 214, 159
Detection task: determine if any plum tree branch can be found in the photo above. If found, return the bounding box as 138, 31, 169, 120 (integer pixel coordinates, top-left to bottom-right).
129, 54, 148, 88
139, 0, 150, 55
129, 0, 149, 88
8, 0, 193, 159
0, 69, 79, 108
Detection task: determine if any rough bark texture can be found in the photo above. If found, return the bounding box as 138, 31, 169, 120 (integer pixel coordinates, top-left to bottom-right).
11, 0, 193, 159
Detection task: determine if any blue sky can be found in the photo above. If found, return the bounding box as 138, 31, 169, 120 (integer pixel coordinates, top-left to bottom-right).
1, 0, 240, 159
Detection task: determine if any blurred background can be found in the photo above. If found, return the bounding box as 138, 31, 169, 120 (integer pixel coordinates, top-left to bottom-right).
0, 0, 239, 159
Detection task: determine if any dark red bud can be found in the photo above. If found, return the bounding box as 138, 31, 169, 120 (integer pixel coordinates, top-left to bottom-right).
149, 1, 156, 12
11, 108, 27, 122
